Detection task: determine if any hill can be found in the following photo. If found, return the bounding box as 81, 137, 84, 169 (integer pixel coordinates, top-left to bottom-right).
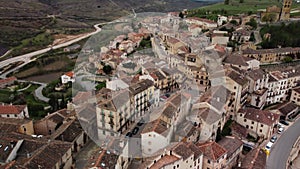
0, 0, 221, 54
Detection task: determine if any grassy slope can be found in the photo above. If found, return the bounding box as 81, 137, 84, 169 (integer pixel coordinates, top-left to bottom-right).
197, 0, 300, 15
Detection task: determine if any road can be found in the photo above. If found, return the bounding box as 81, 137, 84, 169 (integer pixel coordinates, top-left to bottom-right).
254, 30, 262, 45
0, 22, 113, 78
266, 119, 300, 169
34, 83, 49, 102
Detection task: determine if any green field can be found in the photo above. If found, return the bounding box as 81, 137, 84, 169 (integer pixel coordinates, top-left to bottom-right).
189, 0, 300, 18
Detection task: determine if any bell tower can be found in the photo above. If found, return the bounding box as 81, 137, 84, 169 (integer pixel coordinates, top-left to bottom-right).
280, 0, 292, 21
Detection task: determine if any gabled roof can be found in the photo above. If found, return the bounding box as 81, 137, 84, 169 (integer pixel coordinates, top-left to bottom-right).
239, 148, 266, 169
172, 142, 194, 160
55, 120, 83, 143
276, 102, 299, 116
238, 108, 280, 126
97, 89, 129, 112
0, 76, 17, 84
247, 69, 266, 81
192, 107, 221, 125
224, 53, 254, 67
63, 71, 74, 78
149, 155, 180, 169
227, 70, 249, 86
218, 136, 243, 158
141, 119, 169, 136
196, 141, 227, 161
0, 105, 26, 115
198, 85, 232, 111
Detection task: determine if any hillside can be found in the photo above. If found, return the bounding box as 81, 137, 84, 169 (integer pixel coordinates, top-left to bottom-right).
0, 0, 220, 54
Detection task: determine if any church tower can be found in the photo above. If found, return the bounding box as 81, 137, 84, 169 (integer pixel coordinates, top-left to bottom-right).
280, 0, 292, 21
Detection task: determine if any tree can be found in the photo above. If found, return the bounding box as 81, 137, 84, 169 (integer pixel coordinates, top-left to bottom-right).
103, 65, 112, 74
239, 0, 244, 3
95, 82, 106, 90
246, 18, 257, 29
283, 56, 293, 63
224, 0, 229, 5
179, 12, 184, 19
229, 20, 238, 25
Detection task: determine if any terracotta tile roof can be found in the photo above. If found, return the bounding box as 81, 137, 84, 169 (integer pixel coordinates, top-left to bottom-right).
72, 91, 93, 104
64, 71, 74, 78
129, 79, 154, 95
142, 119, 169, 136
239, 148, 266, 169
97, 89, 129, 112
247, 69, 266, 81
230, 122, 248, 139
0, 77, 17, 85
0, 132, 72, 169
0, 105, 26, 115
238, 108, 280, 126
166, 37, 180, 45
227, 70, 249, 86
150, 155, 180, 169
277, 101, 299, 116
55, 120, 83, 142
198, 85, 232, 111
224, 53, 254, 66
196, 141, 227, 161
187, 142, 203, 159
218, 136, 243, 159
162, 104, 176, 119
172, 142, 194, 160
192, 107, 221, 125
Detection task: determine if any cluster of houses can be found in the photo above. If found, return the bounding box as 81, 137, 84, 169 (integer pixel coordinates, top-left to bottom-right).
0, 104, 88, 169
69, 11, 300, 169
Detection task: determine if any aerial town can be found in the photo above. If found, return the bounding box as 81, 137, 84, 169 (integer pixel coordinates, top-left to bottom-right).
0, 0, 300, 169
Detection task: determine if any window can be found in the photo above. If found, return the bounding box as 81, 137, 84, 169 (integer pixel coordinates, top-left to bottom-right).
251, 121, 254, 124
207, 160, 210, 164
261, 124, 264, 127
250, 126, 253, 129
260, 129, 262, 133
244, 119, 247, 122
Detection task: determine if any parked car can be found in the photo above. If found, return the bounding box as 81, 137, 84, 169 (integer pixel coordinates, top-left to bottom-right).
270, 135, 277, 143
278, 127, 284, 134
265, 141, 274, 152
126, 132, 132, 137
137, 119, 145, 126
279, 120, 289, 126
132, 127, 139, 135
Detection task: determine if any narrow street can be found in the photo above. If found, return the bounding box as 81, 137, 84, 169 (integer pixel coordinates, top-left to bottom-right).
75, 140, 98, 169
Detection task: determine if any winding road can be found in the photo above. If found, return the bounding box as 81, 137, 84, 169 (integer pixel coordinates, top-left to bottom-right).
0, 22, 111, 78
266, 118, 300, 169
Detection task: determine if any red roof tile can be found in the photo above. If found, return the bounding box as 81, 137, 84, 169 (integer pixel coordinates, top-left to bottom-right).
0, 105, 26, 115
196, 141, 227, 161
64, 71, 74, 78
0, 77, 17, 85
